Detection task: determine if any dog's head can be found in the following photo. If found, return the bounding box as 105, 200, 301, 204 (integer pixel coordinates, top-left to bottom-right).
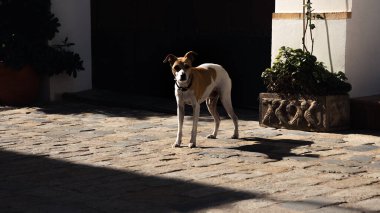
163, 51, 197, 83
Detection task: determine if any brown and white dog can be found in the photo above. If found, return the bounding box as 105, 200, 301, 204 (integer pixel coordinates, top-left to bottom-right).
163, 51, 239, 148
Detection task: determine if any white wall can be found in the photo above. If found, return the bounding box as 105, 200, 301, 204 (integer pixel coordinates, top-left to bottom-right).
49, 0, 92, 101
345, 0, 380, 97
310, 19, 348, 73
275, 0, 352, 13
272, 0, 350, 73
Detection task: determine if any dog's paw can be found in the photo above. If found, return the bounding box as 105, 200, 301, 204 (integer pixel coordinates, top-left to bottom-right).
207, 134, 217, 139
188, 143, 196, 148
172, 143, 181, 148
231, 134, 239, 139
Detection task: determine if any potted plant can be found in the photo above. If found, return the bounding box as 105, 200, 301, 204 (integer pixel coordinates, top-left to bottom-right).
0, 0, 84, 105
259, 0, 352, 131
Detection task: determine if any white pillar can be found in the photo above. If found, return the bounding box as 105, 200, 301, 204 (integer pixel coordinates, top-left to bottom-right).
49, 0, 92, 101
345, 0, 380, 97
272, 0, 380, 97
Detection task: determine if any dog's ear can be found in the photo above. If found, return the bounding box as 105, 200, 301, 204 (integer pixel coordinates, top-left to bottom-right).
163, 54, 177, 66
184, 51, 198, 63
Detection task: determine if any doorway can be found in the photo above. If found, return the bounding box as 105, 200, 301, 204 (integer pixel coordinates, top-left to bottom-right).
91, 0, 275, 108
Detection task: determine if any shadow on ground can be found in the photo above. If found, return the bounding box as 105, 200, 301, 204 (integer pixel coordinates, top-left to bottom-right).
36, 102, 168, 120
36, 100, 257, 122
0, 150, 372, 212
0, 150, 259, 212
232, 137, 319, 160
2, 88, 258, 121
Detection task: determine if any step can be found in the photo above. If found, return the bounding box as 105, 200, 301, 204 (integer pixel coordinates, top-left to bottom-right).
351, 95, 380, 130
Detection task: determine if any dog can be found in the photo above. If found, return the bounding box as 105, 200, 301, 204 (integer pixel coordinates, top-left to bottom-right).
163, 51, 239, 148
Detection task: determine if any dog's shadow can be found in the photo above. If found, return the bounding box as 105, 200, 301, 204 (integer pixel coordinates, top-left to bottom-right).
228, 137, 319, 161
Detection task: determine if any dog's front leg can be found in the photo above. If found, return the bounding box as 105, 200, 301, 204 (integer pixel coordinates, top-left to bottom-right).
189, 103, 200, 148
173, 103, 184, 148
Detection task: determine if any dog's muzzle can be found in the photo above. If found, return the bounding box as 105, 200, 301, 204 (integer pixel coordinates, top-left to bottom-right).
180, 74, 187, 81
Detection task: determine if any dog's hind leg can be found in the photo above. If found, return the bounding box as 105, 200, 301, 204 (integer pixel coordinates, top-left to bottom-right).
220, 82, 239, 139
206, 94, 220, 139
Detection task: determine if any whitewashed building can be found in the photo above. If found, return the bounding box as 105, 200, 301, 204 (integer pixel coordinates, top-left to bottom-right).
49, 0, 380, 101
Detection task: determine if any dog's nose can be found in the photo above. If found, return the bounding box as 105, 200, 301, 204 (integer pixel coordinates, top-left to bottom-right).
180, 74, 187, 81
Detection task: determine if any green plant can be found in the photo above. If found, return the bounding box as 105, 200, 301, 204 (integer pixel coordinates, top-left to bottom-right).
262, 47, 351, 95
0, 0, 83, 77
262, 1, 351, 96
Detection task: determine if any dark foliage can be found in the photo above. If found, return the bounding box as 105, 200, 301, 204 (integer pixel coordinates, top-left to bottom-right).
0, 0, 84, 77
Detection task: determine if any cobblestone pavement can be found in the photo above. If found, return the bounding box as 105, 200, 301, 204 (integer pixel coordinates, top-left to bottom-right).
1, 103, 380, 213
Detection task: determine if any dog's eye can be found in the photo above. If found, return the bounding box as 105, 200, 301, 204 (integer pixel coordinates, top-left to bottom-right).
174, 65, 181, 72
184, 64, 190, 69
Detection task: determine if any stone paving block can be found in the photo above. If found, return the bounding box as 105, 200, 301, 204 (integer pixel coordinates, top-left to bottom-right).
367, 160, 380, 171
270, 167, 321, 179
312, 149, 348, 157
148, 166, 186, 176
199, 199, 278, 213
271, 134, 314, 143
127, 122, 159, 130
198, 148, 241, 159
342, 197, 380, 212
323, 176, 379, 189
253, 204, 302, 213
349, 155, 374, 164
274, 177, 324, 188
273, 185, 337, 200
279, 200, 328, 211
330, 184, 380, 203
345, 145, 380, 152
279, 129, 316, 137
237, 156, 276, 164
267, 159, 320, 169
190, 169, 236, 180
126, 134, 160, 143
244, 128, 283, 138
228, 199, 278, 211
361, 171, 380, 180
313, 137, 346, 144
282, 155, 319, 162
343, 134, 380, 145
187, 158, 226, 168
311, 164, 367, 175
307, 206, 362, 213
321, 159, 363, 168
223, 171, 270, 181
302, 195, 346, 207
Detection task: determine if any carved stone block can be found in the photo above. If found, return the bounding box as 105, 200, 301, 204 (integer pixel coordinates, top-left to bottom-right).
259, 93, 350, 132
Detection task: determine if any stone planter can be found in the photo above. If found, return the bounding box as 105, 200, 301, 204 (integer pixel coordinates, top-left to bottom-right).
0, 64, 40, 106
259, 93, 350, 132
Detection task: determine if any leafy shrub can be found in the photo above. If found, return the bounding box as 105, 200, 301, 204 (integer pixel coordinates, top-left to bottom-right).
262, 46, 351, 95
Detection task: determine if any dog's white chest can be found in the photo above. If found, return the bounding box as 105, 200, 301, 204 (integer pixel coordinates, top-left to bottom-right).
175, 82, 215, 105
175, 87, 196, 105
